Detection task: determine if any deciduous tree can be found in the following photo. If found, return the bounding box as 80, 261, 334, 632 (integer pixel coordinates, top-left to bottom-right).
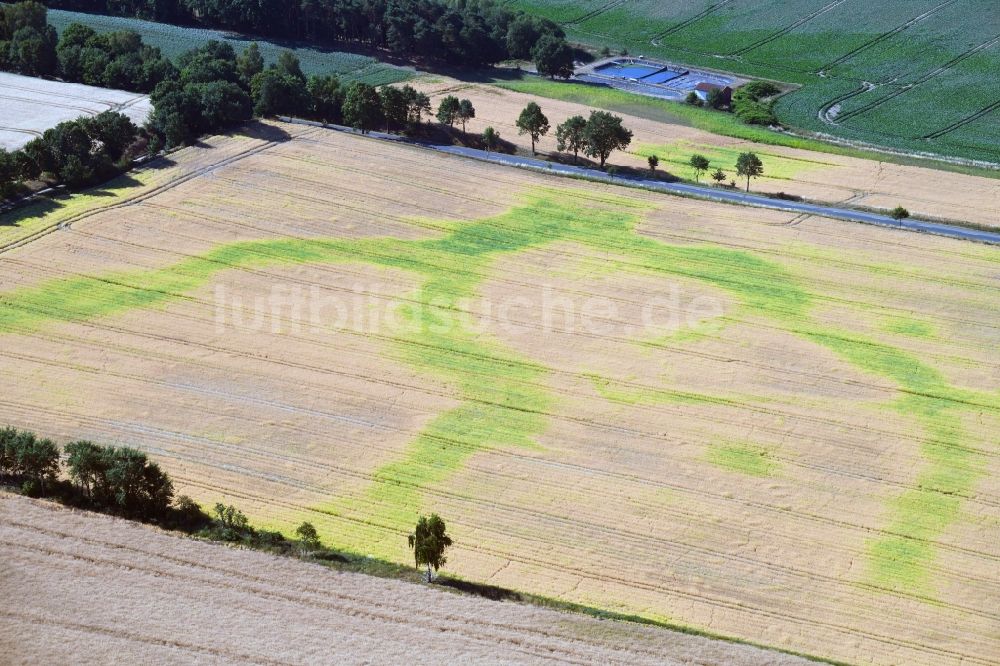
555, 115, 586, 163
735, 152, 764, 192
482, 126, 499, 153
582, 110, 632, 168
458, 98, 475, 133
342, 82, 383, 134
516, 102, 549, 155
532, 33, 574, 79
436, 95, 461, 128
408, 514, 453, 582
689, 154, 709, 182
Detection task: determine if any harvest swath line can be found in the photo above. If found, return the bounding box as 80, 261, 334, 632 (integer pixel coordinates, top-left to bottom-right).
2, 128, 997, 663
4, 508, 812, 665
151, 476, 995, 666
3, 186, 995, 592
7, 370, 1000, 660
7, 377, 997, 609
0, 609, 285, 666
0, 542, 599, 666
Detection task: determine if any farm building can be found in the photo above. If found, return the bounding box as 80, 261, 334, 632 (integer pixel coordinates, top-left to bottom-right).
694, 82, 732, 105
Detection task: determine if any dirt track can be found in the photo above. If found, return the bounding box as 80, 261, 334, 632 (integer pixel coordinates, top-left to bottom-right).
0, 494, 809, 665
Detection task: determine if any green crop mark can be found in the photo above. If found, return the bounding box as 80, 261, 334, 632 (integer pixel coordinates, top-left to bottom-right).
635, 141, 833, 181
880, 315, 936, 339
707, 441, 779, 477
1, 185, 993, 593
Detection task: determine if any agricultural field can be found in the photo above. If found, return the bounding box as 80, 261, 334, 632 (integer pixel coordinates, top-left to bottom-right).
0, 121, 998, 665
47, 8, 413, 86
413, 79, 1000, 228
511, 0, 1000, 164
0, 494, 811, 665
0, 72, 152, 150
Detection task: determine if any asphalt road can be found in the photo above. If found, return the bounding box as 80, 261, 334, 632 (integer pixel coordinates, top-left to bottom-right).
281, 118, 1000, 246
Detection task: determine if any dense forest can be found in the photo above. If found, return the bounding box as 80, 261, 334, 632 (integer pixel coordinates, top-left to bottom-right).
36, 0, 570, 66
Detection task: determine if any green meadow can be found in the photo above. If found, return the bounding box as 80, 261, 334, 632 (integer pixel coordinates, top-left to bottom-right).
510, 0, 1000, 163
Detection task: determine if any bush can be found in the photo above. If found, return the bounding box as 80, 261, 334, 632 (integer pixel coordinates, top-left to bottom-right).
165, 495, 212, 532
204, 503, 256, 542
732, 82, 780, 126
890, 206, 910, 220
255, 530, 292, 553
737, 81, 781, 100
0, 428, 59, 488
64, 441, 174, 520
733, 100, 777, 125
295, 521, 322, 550
20, 479, 41, 497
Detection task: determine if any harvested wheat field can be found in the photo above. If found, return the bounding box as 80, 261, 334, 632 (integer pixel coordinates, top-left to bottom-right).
0, 121, 998, 665
0, 494, 807, 665
410, 78, 1000, 229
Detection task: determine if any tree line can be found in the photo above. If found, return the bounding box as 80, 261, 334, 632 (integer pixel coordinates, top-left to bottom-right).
2, 424, 456, 581
36, 0, 573, 70
0, 425, 323, 550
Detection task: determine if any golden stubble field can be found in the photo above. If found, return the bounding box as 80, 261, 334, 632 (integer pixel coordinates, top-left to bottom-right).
0, 122, 997, 666
1, 494, 810, 665
409, 78, 1000, 229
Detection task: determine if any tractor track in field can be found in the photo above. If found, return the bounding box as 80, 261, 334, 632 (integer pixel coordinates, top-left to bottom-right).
3, 256, 991, 520
0, 541, 607, 666
729, 0, 852, 57
0, 92, 100, 116
2, 504, 816, 666
8, 127, 998, 656
649, 0, 736, 45
0, 125, 42, 138
832, 33, 1000, 124
0, 128, 315, 255
5, 309, 999, 516
562, 0, 628, 27
921, 98, 1000, 139
816, 0, 960, 73
17, 186, 1000, 370
139, 470, 1000, 666
7, 388, 999, 640
5, 392, 998, 648
8, 276, 998, 480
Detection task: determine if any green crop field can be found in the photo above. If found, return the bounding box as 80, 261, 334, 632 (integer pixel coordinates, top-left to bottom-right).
47, 9, 413, 86
511, 0, 1000, 164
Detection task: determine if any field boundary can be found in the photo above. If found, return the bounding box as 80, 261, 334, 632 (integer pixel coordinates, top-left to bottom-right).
277, 117, 1000, 245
